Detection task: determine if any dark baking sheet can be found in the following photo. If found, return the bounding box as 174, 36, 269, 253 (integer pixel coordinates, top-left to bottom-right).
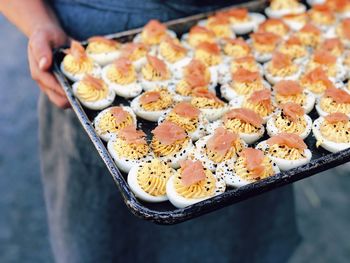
52, 0, 350, 224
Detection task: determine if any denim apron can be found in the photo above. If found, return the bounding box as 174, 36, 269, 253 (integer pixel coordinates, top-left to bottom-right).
39, 1, 301, 262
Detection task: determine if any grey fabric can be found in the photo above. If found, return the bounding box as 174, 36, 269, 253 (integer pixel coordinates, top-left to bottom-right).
39, 1, 301, 262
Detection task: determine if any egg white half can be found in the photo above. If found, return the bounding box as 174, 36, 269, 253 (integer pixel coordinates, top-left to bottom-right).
312, 116, 350, 153
265, 4, 306, 19
87, 50, 121, 66
72, 81, 115, 110
60, 62, 101, 82
166, 172, 226, 208
231, 13, 266, 35
256, 140, 312, 171
93, 106, 137, 142
263, 62, 302, 85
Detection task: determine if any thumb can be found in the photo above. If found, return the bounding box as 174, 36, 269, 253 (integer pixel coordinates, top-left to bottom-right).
29, 30, 53, 71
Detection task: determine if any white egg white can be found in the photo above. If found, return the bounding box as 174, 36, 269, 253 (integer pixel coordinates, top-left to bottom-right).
127, 161, 175, 202
188, 134, 247, 172
60, 62, 101, 82
220, 79, 270, 102
266, 111, 313, 139
315, 96, 350, 118
167, 81, 217, 102
158, 110, 208, 141
283, 19, 305, 31
263, 62, 302, 85
130, 93, 175, 122
163, 56, 192, 80
140, 78, 172, 91
265, 4, 306, 19
306, 0, 325, 6
87, 50, 121, 66
256, 140, 312, 171
107, 137, 154, 173
93, 106, 137, 142
231, 13, 266, 35
166, 172, 226, 208
246, 39, 274, 63
198, 104, 229, 122
312, 116, 350, 153
207, 120, 265, 144
216, 158, 280, 188
101, 65, 143, 99
72, 81, 115, 110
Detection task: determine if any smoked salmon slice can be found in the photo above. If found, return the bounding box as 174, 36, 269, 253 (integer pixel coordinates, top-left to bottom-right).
302, 67, 334, 88
173, 102, 200, 119
313, 50, 337, 65
250, 32, 281, 45
325, 112, 349, 123
110, 107, 129, 125
146, 55, 168, 77
281, 102, 305, 122
143, 19, 166, 37
240, 148, 265, 177
271, 52, 292, 69
189, 26, 215, 37
207, 127, 239, 157
300, 23, 321, 34
113, 57, 132, 75
192, 88, 223, 103
196, 42, 221, 55
224, 108, 263, 128
163, 36, 186, 53
274, 80, 303, 96
65, 40, 86, 60
179, 160, 206, 186
82, 75, 105, 90
225, 8, 249, 19
152, 121, 187, 145
325, 86, 350, 104
232, 68, 261, 83
267, 133, 307, 150
249, 89, 272, 111
140, 91, 161, 105
119, 125, 146, 145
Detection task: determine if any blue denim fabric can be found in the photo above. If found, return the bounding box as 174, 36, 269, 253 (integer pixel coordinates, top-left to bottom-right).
39, 1, 301, 262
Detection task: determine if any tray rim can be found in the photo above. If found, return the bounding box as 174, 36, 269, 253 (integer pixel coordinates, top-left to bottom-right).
52, 0, 350, 225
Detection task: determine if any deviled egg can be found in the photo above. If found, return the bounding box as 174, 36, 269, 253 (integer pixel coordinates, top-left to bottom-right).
101, 57, 142, 98
216, 148, 280, 188
166, 159, 226, 208
277, 35, 309, 63
127, 159, 175, 202
264, 52, 301, 85
202, 13, 235, 39
318, 37, 345, 57
120, 43, 149, 72
86, 36, 121, 66
189, 127, 246, 172
131, 88, 177, 122
151, 121, 193, 168
93, 106, 136, 141
282, 13, 308, 31
313, 112, 350, 152
182, 25, 216, 49
249, 32, 281, 62
194, 41, 223, 72
295, 23, 323, 48
61, 40, 101, 82
72, 74, 115, 110
316, 86, 350, 116
265, 0, 306, 19
256, 133, 312, 171
257, 18, 291, 38
308, 4, 336, 31
159, 102, 208, 141
299, 67, 336, 97
107, 125, 153, 173
335, 18, 350, 48
267, 102, 313, 139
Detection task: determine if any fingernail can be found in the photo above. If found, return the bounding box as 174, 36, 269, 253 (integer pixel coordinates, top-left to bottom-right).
39, 57, 47, 70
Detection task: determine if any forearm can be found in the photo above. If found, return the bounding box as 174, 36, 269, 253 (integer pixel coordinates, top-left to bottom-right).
0, 0, 62, 38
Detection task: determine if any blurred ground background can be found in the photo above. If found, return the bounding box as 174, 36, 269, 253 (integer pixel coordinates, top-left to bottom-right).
0, 15, 349, 263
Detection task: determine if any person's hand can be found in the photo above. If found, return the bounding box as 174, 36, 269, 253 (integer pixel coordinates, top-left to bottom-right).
28, 24, 70, 109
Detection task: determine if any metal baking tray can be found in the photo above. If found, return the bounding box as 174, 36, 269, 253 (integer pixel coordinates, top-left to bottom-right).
52, 0, 350, 224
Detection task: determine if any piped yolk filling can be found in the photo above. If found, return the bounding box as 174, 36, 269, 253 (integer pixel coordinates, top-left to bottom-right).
262, 25, 288, 37
188, 34, 215, 48
223, 44, 250, 58
306, 61, 337, 77
75, 81, 109, 102
319, 121, 350, 143
165, 112, 199, 133
309, 11, 334, 26
106, 66, 136, 85
320, 97, 350, 114
151, 137, 189, 157
229, 15, 250, 25
141, 30, 166, 45
234, 156, 274, 181
206, 139, 244, 163
207, 23, 232, 38
224, 118, 260, 134
140, 91, 173, 111
274, 113, 307, 135
175, 80, 208, 97
194, 49, 221, 67
267, 144, 306, 160
159, 41, 186, 63
253, 41, 276, 54
243, 100, 274, 118
142, 63, 171, 81
267, 63, 298, 77
86, 42, 119, 54
113, 138, 149, 159
174, 168, 216, 199
270, 0, 300, 10
126, 47, 147, 62
300, 80, 328, 95
275, 92, 307, 107
278, 44, 307, 59
63, 54, 94, 75
191, 97, 225, 109
231, 81, 265, 96
96, 111, 133, 135
297, 32, 320, 47
136, 159, 173, 196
